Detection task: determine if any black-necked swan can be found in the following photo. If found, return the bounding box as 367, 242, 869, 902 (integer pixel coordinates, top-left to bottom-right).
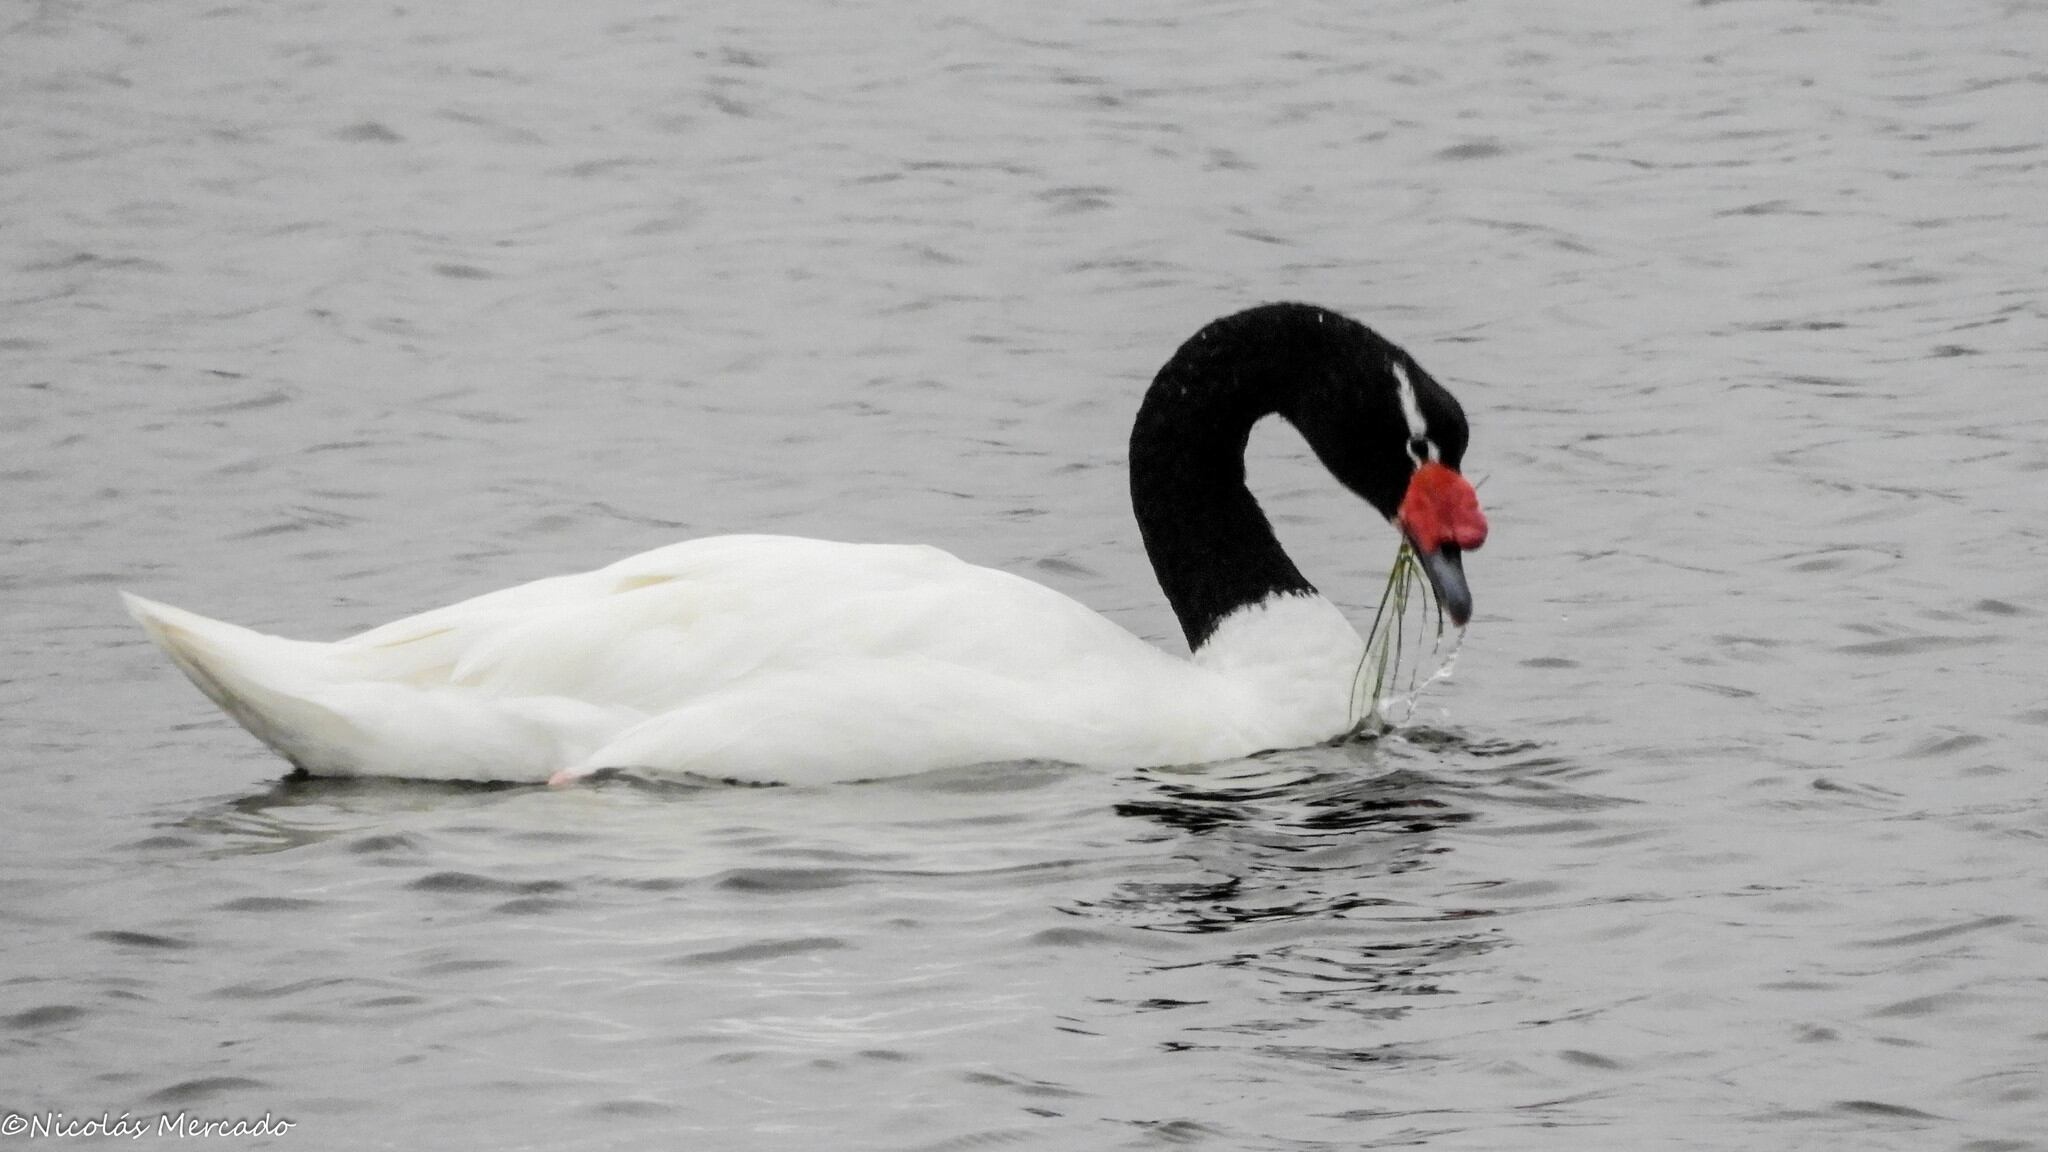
124, 303, 1488, 785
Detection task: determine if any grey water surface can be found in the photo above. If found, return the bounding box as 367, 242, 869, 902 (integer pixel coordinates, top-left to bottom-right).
5, 1, 2046, 1148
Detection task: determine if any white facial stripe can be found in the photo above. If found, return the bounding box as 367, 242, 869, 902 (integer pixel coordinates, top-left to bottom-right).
1391, 361, 1438, 464
1391, 361, 1426, 439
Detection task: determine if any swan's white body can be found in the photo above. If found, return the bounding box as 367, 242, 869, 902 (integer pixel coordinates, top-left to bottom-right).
125, 535, 1367, 784
127, 303, 1486, 785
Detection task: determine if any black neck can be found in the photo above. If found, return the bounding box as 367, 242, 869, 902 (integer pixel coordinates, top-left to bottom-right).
1129, 304, 1471, 649
1128, 305, 1344, 651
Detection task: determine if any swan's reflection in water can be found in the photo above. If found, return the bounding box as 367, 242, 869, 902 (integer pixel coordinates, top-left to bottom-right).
154, 772, 531, 857
1072, 730, 1605, 1071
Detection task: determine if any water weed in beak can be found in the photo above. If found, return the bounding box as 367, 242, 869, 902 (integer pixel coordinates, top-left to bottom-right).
1349, 539, 1464, 733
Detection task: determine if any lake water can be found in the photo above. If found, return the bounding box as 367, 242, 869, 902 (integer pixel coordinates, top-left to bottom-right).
4, 1, 2045, 1148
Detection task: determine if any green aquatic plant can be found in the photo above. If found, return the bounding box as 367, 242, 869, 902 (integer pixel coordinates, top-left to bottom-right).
1348, 539, 1457, 734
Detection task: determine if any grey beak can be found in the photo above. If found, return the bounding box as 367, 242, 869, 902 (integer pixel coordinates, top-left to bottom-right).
1414, 542, 1472, 627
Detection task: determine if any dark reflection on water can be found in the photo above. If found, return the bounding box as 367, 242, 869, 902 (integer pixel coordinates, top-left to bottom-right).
1079, 738, 1625, 1030
1110, 762, 1473, 911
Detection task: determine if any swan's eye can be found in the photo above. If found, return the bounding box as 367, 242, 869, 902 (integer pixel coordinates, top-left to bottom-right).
1406, 436, 1438, 465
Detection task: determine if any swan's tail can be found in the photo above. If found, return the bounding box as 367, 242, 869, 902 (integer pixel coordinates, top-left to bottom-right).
122, 593, 359, 774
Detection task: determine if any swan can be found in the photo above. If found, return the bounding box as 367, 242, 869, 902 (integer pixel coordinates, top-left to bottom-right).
124, 302, 1488, 785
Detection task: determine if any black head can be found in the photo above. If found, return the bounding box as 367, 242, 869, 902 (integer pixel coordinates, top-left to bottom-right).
1130, 303, 1487, 644
1263, 306, 1471, 522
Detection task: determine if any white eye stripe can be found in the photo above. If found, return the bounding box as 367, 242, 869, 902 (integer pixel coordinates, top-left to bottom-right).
1391, 361, 1427, 440
1391, 361, 1438, 464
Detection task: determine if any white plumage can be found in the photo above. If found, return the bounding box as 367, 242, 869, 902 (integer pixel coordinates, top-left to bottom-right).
124, 536, 1365, 784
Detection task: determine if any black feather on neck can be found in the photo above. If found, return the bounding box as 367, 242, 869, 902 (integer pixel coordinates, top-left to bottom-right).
1128, 303, 1428, 651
